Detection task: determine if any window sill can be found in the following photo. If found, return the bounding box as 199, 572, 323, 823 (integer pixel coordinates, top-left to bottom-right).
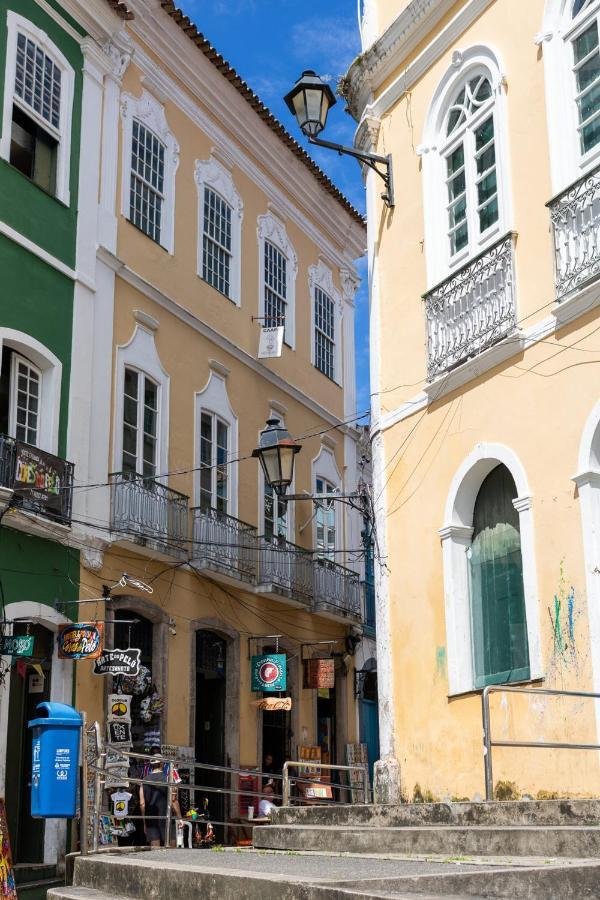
447, 675, 545, 701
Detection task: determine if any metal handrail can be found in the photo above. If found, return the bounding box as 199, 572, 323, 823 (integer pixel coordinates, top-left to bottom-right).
282, 760, 369, 807
482, 684, 600, 801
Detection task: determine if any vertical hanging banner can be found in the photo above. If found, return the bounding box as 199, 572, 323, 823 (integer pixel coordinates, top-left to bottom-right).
251, 654, 286, 692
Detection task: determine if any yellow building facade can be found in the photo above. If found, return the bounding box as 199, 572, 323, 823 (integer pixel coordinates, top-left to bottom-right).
348, 0, 600, 799
64, 0, 368, 794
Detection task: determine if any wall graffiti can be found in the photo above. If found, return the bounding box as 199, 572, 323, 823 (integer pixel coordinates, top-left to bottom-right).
545, 560, 589, 691
435, 646, 447, 679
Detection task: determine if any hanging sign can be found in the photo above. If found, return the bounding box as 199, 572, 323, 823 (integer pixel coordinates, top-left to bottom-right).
0, 635, 34, 658
107, 720, 132, 746
303, 658, 335, 690
251, 654, 286, 692
250, 697, 292, 711
58, 623, 104, 660
0, 799, 17, 899
258, 326, 284, 359
93, 648, 141, 677
13, 442, 69, 519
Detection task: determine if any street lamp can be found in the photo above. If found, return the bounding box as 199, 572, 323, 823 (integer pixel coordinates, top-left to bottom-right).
284, 70, 394, 208
252, 418, 301, 498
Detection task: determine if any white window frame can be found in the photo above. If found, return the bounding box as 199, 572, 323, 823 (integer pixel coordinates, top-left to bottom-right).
194, 370, 238, 518
198, 409, 230, 514
120, 90, 179, 254
121, 366, 159, 478
113, 324, 169, 479
195, 156, 243, 306
542, 0, 600, 192
0, 11, 74, 205
439, 443, 542, 696
8, 351, 42, 447
257, 212, 297, 349
420, 46, 512, 287
309, 260, 342, 384
311, 445, 342, 558
0, 329, 61, 454
258, 410, 295, 542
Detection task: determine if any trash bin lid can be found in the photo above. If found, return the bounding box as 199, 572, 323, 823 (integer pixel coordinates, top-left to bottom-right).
28, 701, 83, 729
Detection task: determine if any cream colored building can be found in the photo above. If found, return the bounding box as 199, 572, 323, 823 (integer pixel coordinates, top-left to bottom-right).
60, 0, 368, 795
348, 0, 600, 800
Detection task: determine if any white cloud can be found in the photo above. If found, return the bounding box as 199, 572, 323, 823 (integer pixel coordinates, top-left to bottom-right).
290, 16, 360, 75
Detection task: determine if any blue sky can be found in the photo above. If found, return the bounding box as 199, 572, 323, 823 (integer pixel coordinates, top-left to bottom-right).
178, 0, 370, 417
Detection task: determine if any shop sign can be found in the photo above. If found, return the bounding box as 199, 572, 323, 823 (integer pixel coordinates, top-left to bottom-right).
250, 697, 292, 711
93, 648, 141, 677
0, 635, 34, 658
13, 443, 69, 518
303, 658, 335, 690
258, 325, 284, 359
251, 654, 286, 692
58, 623, 103, 660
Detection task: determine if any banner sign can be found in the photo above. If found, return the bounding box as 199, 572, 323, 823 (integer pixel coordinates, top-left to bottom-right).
0, 635, 34, 658
58, 623, 103, 660
258, 326, 284, 359
303, 658, 335, 690
250, 697, 292, 711
93, 648, 140, 677
251, 654, 286, 692
13, 443, 69, 518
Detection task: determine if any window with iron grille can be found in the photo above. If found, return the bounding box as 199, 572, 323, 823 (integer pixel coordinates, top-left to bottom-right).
200, 411, 229, 514
264, 240, 287, 337
130, 119, 165, 244
202, 187, 233, 297
314, 287, 335, 379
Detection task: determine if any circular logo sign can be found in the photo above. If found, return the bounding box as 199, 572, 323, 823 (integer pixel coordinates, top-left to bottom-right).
259, 662, 280, 685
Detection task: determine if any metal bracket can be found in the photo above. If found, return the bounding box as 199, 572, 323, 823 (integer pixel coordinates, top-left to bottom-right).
308, 135, 394, 208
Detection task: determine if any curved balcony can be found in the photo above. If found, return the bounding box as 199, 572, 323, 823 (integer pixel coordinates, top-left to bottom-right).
548, 165, 600, 301
110, 472, 188, 559
191, 507, 257, 585
313, 557, 362, 623
256, 537, 314, 607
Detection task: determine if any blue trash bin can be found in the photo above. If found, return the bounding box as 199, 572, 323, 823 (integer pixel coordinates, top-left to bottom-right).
28, 702, 82, 818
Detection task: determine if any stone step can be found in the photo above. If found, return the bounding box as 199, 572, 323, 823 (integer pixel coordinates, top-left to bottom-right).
47, 889, 132, 900
253, 823, 600, 857
271, 799, 600, 829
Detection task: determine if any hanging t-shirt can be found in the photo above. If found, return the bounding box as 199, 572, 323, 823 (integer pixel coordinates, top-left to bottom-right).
111, 791, 133, 820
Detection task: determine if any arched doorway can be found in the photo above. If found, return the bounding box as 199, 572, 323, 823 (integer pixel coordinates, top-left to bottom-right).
469, 465, 530, 688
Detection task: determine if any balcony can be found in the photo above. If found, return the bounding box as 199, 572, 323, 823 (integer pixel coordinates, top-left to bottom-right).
191, 507, 257, 585
424, 233, 517, 381
256, 537, 314, 607
548, 166, 600, 301
313, 557, 362, 624
0, 434, 74, 525
110, 472, 188, 558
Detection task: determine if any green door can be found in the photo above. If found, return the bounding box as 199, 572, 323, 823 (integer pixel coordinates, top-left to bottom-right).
469, 465, 530, 689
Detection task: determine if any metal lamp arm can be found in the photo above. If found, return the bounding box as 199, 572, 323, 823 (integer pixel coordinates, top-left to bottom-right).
308, 135, 394, 208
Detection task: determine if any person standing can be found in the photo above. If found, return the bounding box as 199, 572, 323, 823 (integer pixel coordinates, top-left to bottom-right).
139, 748, 182, 847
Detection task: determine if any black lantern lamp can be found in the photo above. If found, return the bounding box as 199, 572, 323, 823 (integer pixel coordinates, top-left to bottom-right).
252, 418, 301, 498
284, 70, 394, 208
284, 70, 337, 139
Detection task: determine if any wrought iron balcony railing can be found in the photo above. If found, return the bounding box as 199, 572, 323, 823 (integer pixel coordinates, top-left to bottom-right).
257, 536, 314, 606
313, 557, 362, 622
548, 166, 600, 301
0, 434, 74, 524
110, 472, 188, 557
424, 233, 517, 380
191, 506, 258, 582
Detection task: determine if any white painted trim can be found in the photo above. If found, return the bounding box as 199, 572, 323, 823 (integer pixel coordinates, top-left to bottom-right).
194, 155, 243, 306
0, 602, 71, 866
1, 11, 75, 205
112, 324, 170, 477
257, 212, 298, 350
98, 246, 352, 434
421, 46, 512, 287
0, 329, 62, 454
309, 259, 342, 384
193, 371, 238, 517
441, 443, 542, 695
120, 89, 180, 255
312, 445, 343, 557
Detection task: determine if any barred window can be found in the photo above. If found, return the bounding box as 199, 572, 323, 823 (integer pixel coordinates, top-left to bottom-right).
202, 187, 232, 297
264, 241, 287, 336
15, 32, 61, 130
130, 119, 165, 244
314, 287, 335, 379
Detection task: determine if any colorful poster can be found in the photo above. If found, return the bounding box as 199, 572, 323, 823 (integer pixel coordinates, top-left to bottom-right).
251, 654, 286, 692
0, 800, 17, 899
58, 623, 103, 660
13, 442, 70, 519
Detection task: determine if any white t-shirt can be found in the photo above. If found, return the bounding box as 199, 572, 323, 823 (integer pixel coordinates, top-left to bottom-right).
258, 798, 276, 817
111, 791, 133, 820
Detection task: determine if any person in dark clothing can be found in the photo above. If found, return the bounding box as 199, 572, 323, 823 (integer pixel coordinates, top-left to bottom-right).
139, 748, 182, 847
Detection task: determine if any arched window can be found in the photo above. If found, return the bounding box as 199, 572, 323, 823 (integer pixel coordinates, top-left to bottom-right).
469, 465, 530, 688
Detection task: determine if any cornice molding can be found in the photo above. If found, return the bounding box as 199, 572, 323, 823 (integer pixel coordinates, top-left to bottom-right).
346, 0, 496, 122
